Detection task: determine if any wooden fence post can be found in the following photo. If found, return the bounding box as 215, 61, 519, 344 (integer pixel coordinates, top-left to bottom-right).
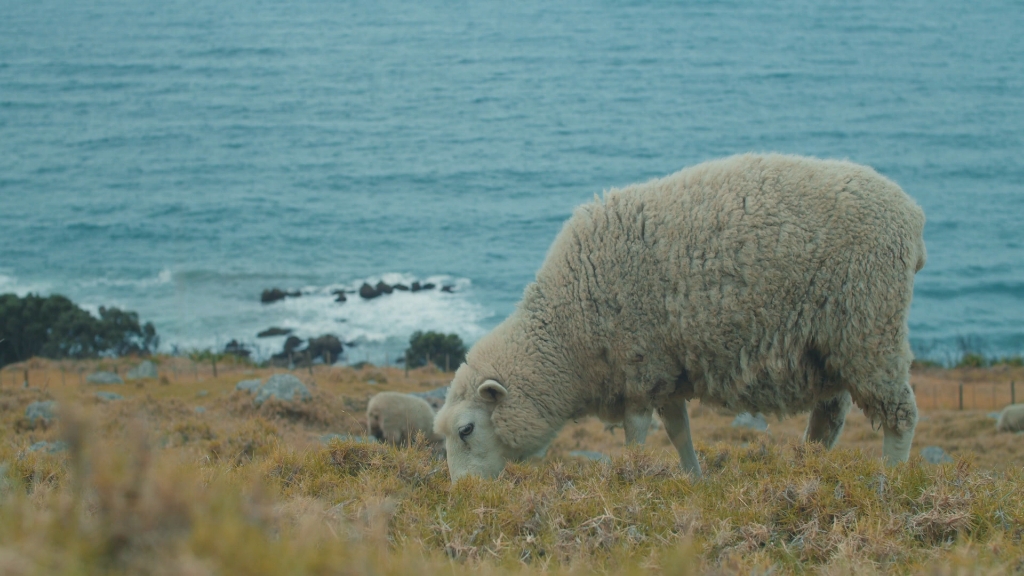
307, 351, 313, 376
445, 353, 450, 373
958, 382, 963, 411
24, 369, 29, 388
1012, 380, 1016, 405
212, 357, 218, 378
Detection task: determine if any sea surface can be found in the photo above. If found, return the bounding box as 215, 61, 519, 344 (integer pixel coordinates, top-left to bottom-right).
2, 0, 1022, 364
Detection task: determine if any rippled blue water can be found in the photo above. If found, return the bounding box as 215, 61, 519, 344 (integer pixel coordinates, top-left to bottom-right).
2, 0, 1022, 362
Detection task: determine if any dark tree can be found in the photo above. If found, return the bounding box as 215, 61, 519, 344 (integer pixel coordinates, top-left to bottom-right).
404, 330, 466, 371
0, 293, 159, 368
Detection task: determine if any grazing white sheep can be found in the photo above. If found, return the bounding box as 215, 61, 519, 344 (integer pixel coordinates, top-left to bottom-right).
367, 392, 442, 446
435, 153, 927, 482
996, 404, 1024, 433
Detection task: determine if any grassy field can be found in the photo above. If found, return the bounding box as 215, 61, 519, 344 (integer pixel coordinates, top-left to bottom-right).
1, 357, 1023, 574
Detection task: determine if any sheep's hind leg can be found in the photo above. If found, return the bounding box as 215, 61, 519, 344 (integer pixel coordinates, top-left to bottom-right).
658, 396, 702, 479
623, 406, 653, 445
803, 391, 852, 449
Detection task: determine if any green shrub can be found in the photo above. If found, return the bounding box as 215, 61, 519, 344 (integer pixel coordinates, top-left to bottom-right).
0, 293, 158, 368
955, 352, 987, 369
404, 330, 466, 371
992, 355, 1024, 367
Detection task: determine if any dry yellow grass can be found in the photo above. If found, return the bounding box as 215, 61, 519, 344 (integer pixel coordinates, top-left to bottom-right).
1, 357, 1023, 574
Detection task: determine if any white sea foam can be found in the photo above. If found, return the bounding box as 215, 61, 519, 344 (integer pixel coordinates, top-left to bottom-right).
78, 268, 174, 289
0, 272, 52, 297
153, 272, 496, 364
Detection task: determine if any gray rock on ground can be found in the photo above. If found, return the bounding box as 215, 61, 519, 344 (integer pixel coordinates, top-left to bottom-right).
25, 401, 57, 426
96, 392, 123, 402
254, 373, 311, 406
569, 450, 612, 463
27, 441, 68, 454
731, 412, 769, 432
236, 379, 262, 393
126, 360, 158, 380
409, 386, 449, 410
321, 433, 375, 444
920, 445, 954, 464
86, 371, 124, 385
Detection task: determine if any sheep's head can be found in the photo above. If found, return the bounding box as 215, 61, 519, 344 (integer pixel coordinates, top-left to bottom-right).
434, 364, 518, 482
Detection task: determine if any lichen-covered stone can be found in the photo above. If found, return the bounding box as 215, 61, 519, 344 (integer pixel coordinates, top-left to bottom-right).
86, 371, 124, 385
253, 374, 311, 406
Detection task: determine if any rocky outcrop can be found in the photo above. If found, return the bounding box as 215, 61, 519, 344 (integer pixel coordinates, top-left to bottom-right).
236, 379, 262, 393
127, 360, 158, 380
731, 412, 768, 432
223, 340, 251, 358
25, 401, 57, 427
920, 446, 954, 464
359, 283, 381, 299
258, 327, 293, 338
253, 374, 312, 406
270, 334, 343, 367
261, 288, 301, 304
87, 371, 124, 385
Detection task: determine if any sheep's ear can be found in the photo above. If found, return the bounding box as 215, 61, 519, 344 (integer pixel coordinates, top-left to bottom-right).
477, 380, 508, 403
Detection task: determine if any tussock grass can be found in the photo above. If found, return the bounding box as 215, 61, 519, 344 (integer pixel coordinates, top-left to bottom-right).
2, 358, 1023, 573
2, 408, 1023, 575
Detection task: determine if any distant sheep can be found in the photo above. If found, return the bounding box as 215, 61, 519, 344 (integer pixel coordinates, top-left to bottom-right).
996, 404, 1024, 433
367, 392, 443, 446
435, 153, 926, 482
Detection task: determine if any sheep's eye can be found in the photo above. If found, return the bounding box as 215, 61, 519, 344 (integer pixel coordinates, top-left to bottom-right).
458, 423, 474, 440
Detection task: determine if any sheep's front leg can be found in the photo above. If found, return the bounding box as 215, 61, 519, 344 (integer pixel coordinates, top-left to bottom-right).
623, 406, 653, 445
658, 396, 702, 478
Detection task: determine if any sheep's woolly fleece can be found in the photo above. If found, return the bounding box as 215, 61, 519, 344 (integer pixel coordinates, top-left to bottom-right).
367, 392, 442, 445
996, 404, 1024, 433
436, 153, 926, 475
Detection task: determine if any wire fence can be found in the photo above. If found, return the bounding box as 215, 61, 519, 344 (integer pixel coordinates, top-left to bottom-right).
913, 380, 1017, 411
0, 363, 1017, 413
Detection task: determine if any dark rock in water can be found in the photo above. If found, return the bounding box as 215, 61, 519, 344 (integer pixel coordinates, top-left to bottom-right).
921, 446, 954, 464
87, 371, 124, 385
27, 441, 68, 454
126, 360, 158, 380
223, 339, 251, 358
440, 285, 455, 293
258, 327, 293, 338
96, 392, 123, 402
392, 283, 409, 291
283, 336, 303, 354
332, 290, 347, 303
236, 379, 262, 393
321, 433, 375, 444
307, 334, 343, 363
269, 335, 307, 367
411, 281, 422, 292
731, 412, 769, 432
422, 283, 436, 290
254, 374, 311, 406
569, 450, 611, 463
261, 288, 300, 304
359, 283, 381, 299
25, 401, 57, 426
375, 281, 393, 294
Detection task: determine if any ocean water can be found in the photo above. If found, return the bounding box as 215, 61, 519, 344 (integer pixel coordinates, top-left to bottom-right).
1, 0, 1022, 364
